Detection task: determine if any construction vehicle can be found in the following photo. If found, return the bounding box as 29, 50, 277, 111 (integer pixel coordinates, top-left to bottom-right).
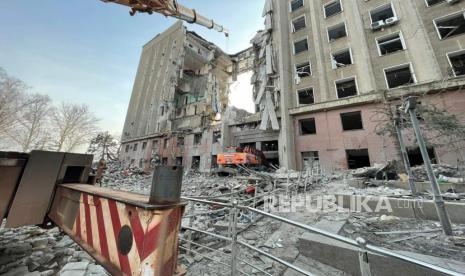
217, 146, 269, 167
0, 2, 227, 276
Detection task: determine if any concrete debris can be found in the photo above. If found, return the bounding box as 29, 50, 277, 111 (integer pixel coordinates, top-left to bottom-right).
411, 164, 462, 182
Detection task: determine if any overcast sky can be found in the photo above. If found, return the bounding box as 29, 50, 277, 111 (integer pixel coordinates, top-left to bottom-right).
0, 0, 264, 134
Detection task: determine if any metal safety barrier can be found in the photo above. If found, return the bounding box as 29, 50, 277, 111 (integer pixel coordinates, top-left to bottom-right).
180, 196, 463, 276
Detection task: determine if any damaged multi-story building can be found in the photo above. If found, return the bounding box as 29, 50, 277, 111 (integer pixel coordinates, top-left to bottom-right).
120, 22, 235, 172
122, 0, 465, 172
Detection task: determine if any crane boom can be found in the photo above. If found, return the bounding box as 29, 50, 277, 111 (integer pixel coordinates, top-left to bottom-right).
100, 0, 229, 36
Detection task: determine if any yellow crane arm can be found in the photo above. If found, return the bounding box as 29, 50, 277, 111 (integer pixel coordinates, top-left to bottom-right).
100, 0, 229, 36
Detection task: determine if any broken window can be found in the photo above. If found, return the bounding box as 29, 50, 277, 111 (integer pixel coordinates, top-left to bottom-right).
426, 0, 445, 6
377, 32, 406, 56
346, 149, 371, 169
302, 151, 319, 170
297, 88, 315, 105
211, 155, 218, 168
299, 118, 316, 135
213, 131, 221, 143
194, 133, 202, 146
162, 158, 168, 165
125, 145, 129, 153
370, 4, 395, 23
448, 50, 465, 76
384, 64, 415, 89
290, 0, 304, 12
176, 157, 183, 166
133, 143, 138, 151
142, 142, 147, 150
408, 147, 437, 166
191, 156, 200, 170
340, 111, 363, 131
177, 137, 184, 147
262, 140, 279, 151
294, 39, 309, 54
331, 49, 353, 69
336, 78, 357, 98
292, 16, 306, 32
324, 0, 342, 18
163, 138, 169, 149
296, 62, 311, 78
434, 12, 465, 39
327, 23, 347, 42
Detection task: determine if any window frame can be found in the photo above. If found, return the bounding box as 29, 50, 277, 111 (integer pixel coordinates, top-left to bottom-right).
323, 0, 343, 18
327, 21, 348, 42
424, 0, 446, 7
340, 111, 364, 131
330, 48, 354, 69
295, 61, 312, 78
369, 2, 397, 24
293, 37, 309, 55
447, 49, 465, 77
383, 62, 417, 89
296, 87, 315, 106
291, 14, 307, 33
334, 76, 359, 99
375, 31, 407, 56
433, 10, 465, 40
290, 0, 304, 13
298, 117, 317, 136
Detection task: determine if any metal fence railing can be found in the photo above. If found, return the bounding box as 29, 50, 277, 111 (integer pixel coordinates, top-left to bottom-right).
179, 196, 463, 276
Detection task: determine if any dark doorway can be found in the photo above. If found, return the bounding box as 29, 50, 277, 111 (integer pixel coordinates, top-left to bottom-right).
346, 149, 371, 169
407, 147, 436, 166
191, 156, 200, 170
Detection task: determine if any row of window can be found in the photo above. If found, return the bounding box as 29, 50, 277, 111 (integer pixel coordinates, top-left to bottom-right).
298, 111, 363, 135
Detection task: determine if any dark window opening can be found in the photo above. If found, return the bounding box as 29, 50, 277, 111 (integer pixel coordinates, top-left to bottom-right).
177, 137, 184, 147
298, 88, 315, 105
164, 138, 169, 149
449, 51, 465, 76
408, 147, 436, 166
63, 166, 85, 184
160, 106, 165, 116
162, 158, 168, 165
299, 118, 316, 135
325, 1, 342, 18
213, 131, 221, 143
194, 133, 202, 146
191, 156, 200, 170
426, 0, 445, 6
176, 157, 183, 165
370, 4, 394, 22
262, 140, 279, 151
435, 14, 465, 39
267, 158, 280, 167
211, 155, 218, 168
240, 142, 256, 149
296, 62, 311, 78
133, 143, 138, 151
152, 140, 159, 149
332, 49, 352, 68
336, 79, 357, 98
292, 16, 306, 32
341, 111, 363, 131
125, 145, 129, 153
142, 142, 147, 150
302, 151, 319, 170
291, 0, 304, 12
385, 65, 415, 88
377, 33, 405, 55
328, 23, 347, 41
294, 39, 309, 54
346, 149, 371, 169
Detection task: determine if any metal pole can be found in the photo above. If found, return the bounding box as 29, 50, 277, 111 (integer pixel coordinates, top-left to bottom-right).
230, 200, 239, 276
356, 237, 372, 276
394, 117, 418, 195
187, 202, 194, 257
404, 97, 453, 235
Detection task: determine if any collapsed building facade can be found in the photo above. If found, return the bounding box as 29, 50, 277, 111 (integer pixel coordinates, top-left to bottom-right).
121, 0, 465, 172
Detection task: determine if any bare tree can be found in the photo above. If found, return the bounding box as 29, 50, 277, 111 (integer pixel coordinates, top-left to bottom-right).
87, 131, 120, 160
0, 68, 28, 136
6, 93, 52, 152
51, 103, 99, 152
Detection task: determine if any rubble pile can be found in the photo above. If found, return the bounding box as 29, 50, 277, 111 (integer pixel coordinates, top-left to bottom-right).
412, 164, 463, 182
0, 223, 107, 276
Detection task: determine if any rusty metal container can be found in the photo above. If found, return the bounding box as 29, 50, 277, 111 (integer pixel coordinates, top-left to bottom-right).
0, 152, 28, 223
149, 166, 183, 205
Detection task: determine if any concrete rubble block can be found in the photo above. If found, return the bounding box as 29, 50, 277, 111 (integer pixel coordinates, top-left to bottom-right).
298, 232, 461, 276
59, 261, 89, 276
282, 254, 345, 276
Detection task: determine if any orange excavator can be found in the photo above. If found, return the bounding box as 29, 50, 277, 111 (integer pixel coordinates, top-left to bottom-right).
217, 146, 269, 167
